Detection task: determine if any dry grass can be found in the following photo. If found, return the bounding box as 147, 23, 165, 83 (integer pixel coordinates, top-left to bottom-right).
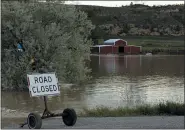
79, 102, 184, 117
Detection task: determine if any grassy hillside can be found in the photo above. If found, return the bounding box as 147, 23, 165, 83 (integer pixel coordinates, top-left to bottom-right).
76, 4, 184, 54
76, 4, 184, 38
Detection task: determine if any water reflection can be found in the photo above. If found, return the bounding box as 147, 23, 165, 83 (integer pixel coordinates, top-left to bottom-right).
1, 86, 89, 114
90, 55, 184, 77
1, 55, 184, 118
85, 75, 184, 108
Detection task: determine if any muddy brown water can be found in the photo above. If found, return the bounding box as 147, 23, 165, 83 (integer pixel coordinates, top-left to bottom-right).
1, 55, 184, 127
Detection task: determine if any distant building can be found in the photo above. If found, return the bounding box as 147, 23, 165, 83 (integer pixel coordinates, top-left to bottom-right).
91, 39, 142, 54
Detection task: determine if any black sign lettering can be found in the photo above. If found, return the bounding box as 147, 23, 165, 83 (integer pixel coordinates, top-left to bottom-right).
48, 76, 52, 82
58, 84, 60, 91
53, 85, 57, 91
32, 87, 36, 93
44, 76, 48, 83
34, 77, 39, 84
45, 85, 49, 92
41, 86, 45, 92
37, 86, 41, 93
49, 85, 53, 92
39, 77, 43, 83
31, 75, 59, 95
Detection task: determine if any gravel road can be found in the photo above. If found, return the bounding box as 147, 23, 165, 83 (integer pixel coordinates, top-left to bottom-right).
2, 116, 184, 129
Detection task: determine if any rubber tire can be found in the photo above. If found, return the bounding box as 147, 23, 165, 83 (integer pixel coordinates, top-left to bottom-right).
62, 108, 77, 126
27, 113, 42, 129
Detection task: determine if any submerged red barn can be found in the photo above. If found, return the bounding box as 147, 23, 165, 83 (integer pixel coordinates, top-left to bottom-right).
91, 39, 142, 54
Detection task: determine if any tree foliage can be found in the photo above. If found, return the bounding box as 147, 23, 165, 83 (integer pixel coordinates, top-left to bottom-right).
1, 1, 95, 90
78, 4, 184, 37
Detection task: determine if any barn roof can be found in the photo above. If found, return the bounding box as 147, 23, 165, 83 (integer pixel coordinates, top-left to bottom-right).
93, 45, 112, 47
104, 39, 127, 45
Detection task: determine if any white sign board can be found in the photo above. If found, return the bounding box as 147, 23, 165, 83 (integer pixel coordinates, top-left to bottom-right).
27, 73, 60, 97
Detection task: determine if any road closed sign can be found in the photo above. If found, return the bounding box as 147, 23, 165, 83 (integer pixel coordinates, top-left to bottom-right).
27, 73, 60, 97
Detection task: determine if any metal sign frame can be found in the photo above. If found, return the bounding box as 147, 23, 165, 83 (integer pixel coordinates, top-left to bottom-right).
20, 72, 64, 128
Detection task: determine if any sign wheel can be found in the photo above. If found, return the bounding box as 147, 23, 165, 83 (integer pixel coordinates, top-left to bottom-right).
27, 113, 42, 129
62, 108, 77, 126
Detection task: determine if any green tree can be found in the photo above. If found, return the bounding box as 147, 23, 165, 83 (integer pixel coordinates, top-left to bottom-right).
122, 24, 131, 33
1, 1, 95, 90
91, 26, 106, 44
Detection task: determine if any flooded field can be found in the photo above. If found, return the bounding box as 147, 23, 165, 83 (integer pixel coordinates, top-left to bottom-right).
1, 55, 184, 127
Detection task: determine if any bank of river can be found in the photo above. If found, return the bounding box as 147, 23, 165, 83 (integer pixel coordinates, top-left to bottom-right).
1, 55, 184, 126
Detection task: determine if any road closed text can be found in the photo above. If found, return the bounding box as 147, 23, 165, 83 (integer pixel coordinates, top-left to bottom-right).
31, 84, 60, 93
34, 76, 52, 84
27, 73, 60, 97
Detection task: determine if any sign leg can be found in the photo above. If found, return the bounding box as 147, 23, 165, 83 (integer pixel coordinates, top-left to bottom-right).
44, 96, 48, 110
20, 121, 28, 128
41, 96, 53, 118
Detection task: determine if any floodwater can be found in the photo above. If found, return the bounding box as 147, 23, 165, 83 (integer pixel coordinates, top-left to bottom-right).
1, 55, 184, 127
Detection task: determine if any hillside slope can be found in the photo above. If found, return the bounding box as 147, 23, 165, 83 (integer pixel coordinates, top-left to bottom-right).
76, 4, 184, 39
